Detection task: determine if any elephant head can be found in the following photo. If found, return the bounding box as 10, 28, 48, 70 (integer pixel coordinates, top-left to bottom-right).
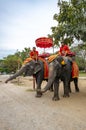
5, 60, 42, 83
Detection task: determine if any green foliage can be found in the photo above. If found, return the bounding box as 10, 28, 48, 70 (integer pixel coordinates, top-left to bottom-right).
76, 56, 85, 70
48, 0, 86, 71
0, 47, 31, 73
79, 71, 86, 77
71, 42, 86, 71
2, 55, 22, 73
15, 47, 31, 61
50, 0, 86, 45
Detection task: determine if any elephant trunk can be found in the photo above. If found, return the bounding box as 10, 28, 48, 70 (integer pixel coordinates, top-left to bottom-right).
42, 77, 55, 93
5, 65, 26, 83
41, 64, 56, 93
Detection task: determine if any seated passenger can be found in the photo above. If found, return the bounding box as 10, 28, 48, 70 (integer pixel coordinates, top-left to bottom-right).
30, 47, 39, 61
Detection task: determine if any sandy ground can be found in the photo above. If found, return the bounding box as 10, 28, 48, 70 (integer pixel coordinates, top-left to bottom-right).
0, 75, 86, 130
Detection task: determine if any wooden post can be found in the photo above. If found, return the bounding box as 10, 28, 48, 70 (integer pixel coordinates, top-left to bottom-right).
17, 61, 20, 85
33, 77, 35, 90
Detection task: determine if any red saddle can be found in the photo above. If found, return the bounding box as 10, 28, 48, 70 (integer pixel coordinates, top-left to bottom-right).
66, 52, 76, 57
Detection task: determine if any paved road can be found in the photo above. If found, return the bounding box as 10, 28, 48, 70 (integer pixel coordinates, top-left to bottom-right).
0, 75, 86, 130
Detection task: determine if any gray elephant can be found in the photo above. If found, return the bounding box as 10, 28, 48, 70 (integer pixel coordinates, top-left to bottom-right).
5, 59, 50, 97
41, 56, 79, 100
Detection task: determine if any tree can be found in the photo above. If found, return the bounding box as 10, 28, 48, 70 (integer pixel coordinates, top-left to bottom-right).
48, 0, 86, 71
0, 47, 31, 73
2, 55, 22, 73
50, 0, 86, 46
15, 47, 31, 62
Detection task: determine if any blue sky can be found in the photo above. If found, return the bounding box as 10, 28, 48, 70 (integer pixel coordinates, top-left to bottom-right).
0, 0, 59, 59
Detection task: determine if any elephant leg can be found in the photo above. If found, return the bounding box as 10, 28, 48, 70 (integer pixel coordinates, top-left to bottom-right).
73, 78, 79, 92
68, 81, 72, 93
52, 79, 60, 101
63, 80, 70, 97
35, 87, 42, 97
35, 75, 43, 98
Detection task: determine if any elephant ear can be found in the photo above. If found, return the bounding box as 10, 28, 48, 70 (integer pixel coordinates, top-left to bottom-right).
54, 60, 61, 69
34, 63, 41, 74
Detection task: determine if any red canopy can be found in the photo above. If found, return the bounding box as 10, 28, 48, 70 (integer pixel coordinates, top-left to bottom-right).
35, 37, 53, 48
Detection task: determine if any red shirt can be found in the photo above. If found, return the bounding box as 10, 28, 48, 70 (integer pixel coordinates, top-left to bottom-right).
60, 45, 70, 56
30, 50, 38, 60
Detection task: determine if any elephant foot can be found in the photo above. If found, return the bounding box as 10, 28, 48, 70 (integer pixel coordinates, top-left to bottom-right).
75, 88, 79, 92
52, 96, 60, 101
35, 91, 42, 98
63, 93, 70, 97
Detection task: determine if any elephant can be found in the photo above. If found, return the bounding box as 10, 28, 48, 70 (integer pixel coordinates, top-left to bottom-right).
68, 76, 79, 93
41, 56, 79, 101
5, 58, 53, 97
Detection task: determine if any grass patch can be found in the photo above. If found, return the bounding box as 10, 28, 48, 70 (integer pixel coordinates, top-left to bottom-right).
79, 71, 86, 77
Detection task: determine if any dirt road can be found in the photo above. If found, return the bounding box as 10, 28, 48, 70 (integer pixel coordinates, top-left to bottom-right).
0, 75, 86, 130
